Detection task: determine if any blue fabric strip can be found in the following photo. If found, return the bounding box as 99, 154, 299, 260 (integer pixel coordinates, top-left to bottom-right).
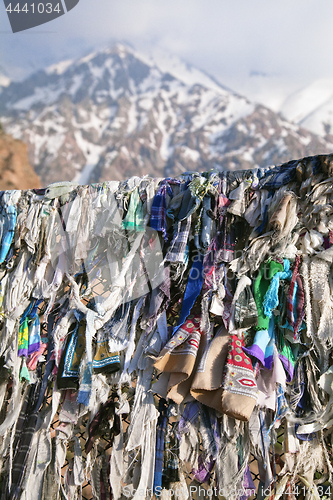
172, 253, 204, 336
153, 399, 168, 494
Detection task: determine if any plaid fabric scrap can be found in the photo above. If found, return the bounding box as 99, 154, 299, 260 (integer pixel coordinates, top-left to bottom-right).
259, 162, 296, 189
10, 380, 41, 499
162, 422, 180, 488
153, 398, 168, 494
165, 216, 191, 263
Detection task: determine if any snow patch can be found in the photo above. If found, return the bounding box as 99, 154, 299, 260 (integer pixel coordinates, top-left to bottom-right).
127, 100, 138, 135
74, 131, 104, 164
0, 75, 10, 87
139, 46, 230, 95
46, 59, 73, 75
237, 123, 248, 134
139, 97, 154, 111
69, 74, 84, 96
12, 86, 65, 110
75, 164, 95, 184
299, 135, 311, 146
242, 149, 254, 162
78, 52, 98, 65
181, 147, 200, 162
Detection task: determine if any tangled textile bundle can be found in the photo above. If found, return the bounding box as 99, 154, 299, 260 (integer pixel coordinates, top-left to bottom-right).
0, 155, 332, 500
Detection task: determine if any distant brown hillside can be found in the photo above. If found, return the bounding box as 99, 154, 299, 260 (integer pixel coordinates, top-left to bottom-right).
0, 129, 40, 190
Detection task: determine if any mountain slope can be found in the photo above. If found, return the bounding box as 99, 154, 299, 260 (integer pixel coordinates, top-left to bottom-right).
279, 79, 333, 138
0, 129, 40, 190
0, 44, 332, 186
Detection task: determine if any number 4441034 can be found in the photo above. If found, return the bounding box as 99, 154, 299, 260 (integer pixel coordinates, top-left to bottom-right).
284, 484, 331, 497
5, 3, 61, 14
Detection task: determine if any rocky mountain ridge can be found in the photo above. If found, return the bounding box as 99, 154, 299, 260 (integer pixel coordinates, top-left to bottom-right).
0, 44, 332, 186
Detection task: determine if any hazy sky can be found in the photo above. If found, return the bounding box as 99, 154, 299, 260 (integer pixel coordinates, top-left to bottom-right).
1, 0, 333, 107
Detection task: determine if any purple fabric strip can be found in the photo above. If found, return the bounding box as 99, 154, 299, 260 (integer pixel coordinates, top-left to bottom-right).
18, 348, 28, 357
28, 342, 41, 356
324, 236, 329, 249
264, 354, 273, 371
279, 354, 294, 382
192, 454, 214, 483
240, 465, 256, 500
243, 343, 265, 365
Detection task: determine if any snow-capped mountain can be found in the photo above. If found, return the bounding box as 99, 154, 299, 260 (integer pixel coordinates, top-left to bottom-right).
279, 79, 333, 137
229, 72, 299, 113
239, 73, 333, 139
0, 44, 332, 186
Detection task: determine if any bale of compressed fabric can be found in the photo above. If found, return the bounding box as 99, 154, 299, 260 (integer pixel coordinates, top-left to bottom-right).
0, 155, 331, 499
